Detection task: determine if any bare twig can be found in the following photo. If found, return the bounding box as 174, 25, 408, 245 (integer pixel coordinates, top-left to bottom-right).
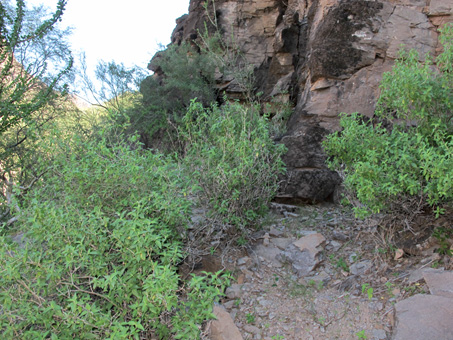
18, 279, 46, 307
60, 281, 117, 307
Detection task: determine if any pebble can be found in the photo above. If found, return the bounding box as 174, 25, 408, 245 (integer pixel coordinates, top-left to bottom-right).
258, 299, 273, 307
369, 301, 384, 311
263, 233, 270, 246
350, 260, 372, 276
241, 268, 254, 280
372, 329, 387, 339
284, 211, 299, 218
298, 230, 318, 237
223, 300, 236, 309
326, 240, 342, 251
243, 324, 261, 335
256, 308, 268, 317
269, 228, 284, 237
237, 256, 250, 266
392, 288, 401, 297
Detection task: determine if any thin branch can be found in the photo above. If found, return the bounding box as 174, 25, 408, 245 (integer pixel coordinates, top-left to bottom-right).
6, 216, 18, 225
19, 167, 50, 192
18, 279, 46, 307
60, 281, 117, 307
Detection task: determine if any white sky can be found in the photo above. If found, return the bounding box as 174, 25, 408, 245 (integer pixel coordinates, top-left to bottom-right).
27, 0, 190, 70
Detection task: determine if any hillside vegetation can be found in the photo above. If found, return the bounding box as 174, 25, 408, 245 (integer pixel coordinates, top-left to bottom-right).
0, 1, 285, 338
1, 0, 452, 339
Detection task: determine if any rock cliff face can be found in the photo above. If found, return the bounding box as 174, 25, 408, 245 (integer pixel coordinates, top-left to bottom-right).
161, 0, 452, 202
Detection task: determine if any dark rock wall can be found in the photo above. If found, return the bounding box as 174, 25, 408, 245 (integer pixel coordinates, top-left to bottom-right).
152, 0, 453, 202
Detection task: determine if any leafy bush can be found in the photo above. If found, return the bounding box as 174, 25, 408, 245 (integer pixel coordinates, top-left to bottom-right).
180, 100, 286, 226
146, 43, 217, 110
0, 131, 228, 339
323, 24, 453, 217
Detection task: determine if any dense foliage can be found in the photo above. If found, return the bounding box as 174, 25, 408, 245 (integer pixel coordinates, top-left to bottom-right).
0, 130, 229, 339
133, 42, 218, 147
0, 97, 285, 337
181, 100, 287, 226
324, 24, 453, 217
0, 1, 288, 338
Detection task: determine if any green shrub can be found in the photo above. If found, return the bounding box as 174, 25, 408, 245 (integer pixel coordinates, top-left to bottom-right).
0, 131, 228, 339
323, 24, 453, 217
135, 42, 218, 147
180, 100, 286, 226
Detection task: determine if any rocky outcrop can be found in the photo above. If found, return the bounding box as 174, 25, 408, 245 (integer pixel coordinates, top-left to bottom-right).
157, 0, 452, 202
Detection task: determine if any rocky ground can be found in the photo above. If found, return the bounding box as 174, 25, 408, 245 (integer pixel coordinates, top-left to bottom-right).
205, 203, 453, 340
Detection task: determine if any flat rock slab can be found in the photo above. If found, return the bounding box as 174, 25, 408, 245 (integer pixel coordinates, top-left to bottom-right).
270, 237, 293, 250
277, 244, 319, 277
210, 305, 244, 340
276, 233, 326, 277
293, 233, 326, 255
407, 267, 444, 284
423, 270, 453, 299
392, 294, 453, 340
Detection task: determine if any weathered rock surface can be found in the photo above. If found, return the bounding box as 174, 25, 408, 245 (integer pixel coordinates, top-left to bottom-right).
392, 270, 453, 340
407, 267, 443, 284
293, 233, 326, 253
392, 294, 453, 340
423, 270, 453, 299
210, 305, 244, 340
156, 0, 452, 202
305, 270, 331, 285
